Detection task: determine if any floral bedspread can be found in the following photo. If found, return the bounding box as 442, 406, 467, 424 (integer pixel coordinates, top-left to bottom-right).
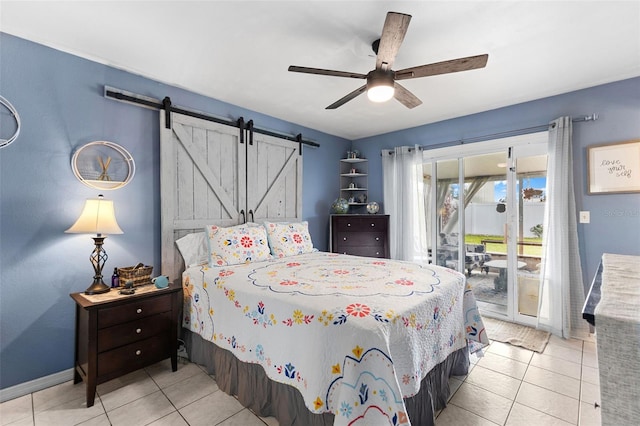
183, 252, 487, 426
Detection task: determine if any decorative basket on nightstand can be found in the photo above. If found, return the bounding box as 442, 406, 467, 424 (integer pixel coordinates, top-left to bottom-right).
117, 264, 153, 287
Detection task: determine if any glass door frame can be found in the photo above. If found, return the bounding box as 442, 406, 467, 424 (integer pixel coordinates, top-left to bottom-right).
423, 132, 547, 324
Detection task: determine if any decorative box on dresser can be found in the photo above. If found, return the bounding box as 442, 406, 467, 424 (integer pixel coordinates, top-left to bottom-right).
70, 284, 182, 407
330, 214, 390, 258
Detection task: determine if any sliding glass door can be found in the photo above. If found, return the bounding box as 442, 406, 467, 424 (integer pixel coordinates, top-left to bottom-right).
423, 133, 547, 325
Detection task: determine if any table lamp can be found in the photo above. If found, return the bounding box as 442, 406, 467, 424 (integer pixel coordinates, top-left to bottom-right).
66, 194, 123, 294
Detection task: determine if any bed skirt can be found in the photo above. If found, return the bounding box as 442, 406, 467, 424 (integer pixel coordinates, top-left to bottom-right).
183, 328, 469, 426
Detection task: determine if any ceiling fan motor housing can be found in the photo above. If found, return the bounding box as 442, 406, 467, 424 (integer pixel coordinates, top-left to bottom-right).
367, 69, 395, 90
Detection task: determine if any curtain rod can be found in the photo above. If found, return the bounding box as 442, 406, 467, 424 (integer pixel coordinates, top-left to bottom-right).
418, 114, 599, 151
104, 86, 320, 148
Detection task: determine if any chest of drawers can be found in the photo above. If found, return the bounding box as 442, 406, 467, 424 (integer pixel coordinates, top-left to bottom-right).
70, 284, 182, 407
330, 214, 390, 258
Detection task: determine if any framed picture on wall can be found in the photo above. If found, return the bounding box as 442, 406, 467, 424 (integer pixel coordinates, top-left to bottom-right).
587, 139, 640, 194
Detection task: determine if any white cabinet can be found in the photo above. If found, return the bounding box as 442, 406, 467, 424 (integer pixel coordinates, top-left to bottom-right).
339, 157, 368, 208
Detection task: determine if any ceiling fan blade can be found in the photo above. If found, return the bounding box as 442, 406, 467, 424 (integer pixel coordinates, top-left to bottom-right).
395, 54, 489, 80
376, 12, 412, 70
394, 83, 422, 109
326, 85, 367, 109
288, 66, 367, 79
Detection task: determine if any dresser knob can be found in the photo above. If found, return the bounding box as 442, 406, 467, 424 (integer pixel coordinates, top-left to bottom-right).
136, 328, 142, 334
375, 237, 380, 241
347, 223, 351, 227
136, 308, 142, 314
135, 350, 142, 356
376, 252, 380, 255
343, 237, 347, 241
370, 223, 375, 227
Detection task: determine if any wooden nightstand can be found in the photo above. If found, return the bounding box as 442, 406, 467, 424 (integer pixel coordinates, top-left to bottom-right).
70, 284, 182, 407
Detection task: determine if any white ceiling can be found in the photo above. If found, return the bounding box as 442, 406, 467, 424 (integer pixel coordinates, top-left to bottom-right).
2, 1, 639, 140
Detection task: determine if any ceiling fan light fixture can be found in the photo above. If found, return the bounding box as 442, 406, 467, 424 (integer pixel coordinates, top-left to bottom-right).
366, 70, 395, 103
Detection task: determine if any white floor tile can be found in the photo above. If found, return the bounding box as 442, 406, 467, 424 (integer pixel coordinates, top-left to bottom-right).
506, 402, 574, 425
486, 341, 534, 364
179, 390, 244, 426
541, 343, 583, 364
579, 401, 602, 426
581, 350, 598, 369
581, 365, 600, 386
97, 369, 160, 412
436, 404, 499, 425
547, 334, 584, 352
476, 352, 528, 380
33, 395, 105, 426
32, 380, 89, 413
146, 359, 202, 389
516, 382, 579, 424
530, 352, 582, 380
449, 382, 513, 425
163, 370, 219, 409
218, 408, 270, 426
0, 394, 32, 425
107, 390, 175, 426
259, 415, 280, 426
523, 365, 581, 399
77, 413, 112, 426
448, 377, 464, 401
147, 411, 190, 426
580, 381, 600, 405
465, 365, 521, 400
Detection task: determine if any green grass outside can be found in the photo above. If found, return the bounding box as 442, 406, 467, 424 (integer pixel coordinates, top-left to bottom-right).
465, 234, 543, 256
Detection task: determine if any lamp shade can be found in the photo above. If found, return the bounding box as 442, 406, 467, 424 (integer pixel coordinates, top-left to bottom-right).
65, 195, 123, 235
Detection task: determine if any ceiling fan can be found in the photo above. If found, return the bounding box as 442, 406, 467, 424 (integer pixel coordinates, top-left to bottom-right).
288, 11, 489, 109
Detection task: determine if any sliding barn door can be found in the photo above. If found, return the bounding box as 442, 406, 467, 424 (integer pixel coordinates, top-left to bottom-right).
160, 113, 245, 278
246, 132, 302, 223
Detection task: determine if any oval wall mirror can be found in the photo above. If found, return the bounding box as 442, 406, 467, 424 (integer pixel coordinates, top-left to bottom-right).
72, 141, 135, 190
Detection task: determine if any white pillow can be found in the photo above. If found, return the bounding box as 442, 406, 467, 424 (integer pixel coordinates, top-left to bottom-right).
264, 221, 314, 258
206, 223, 272, 267
175, 232, 209, 268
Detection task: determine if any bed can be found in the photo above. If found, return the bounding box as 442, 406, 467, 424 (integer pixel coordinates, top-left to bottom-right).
159, 112, 488, 425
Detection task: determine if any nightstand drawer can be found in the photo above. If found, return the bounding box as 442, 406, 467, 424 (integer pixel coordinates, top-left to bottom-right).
97, 333, 170, 377
97, 311, 172, 352
98, 293, 172, 328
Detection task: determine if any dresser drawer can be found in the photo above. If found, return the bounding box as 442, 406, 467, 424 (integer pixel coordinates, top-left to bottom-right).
98, 293, 172, 328
97, 311, 172, 353
334, 217, 388, 232
97, 333, 170, 377
339, 246, 387, 258
335, 232, 386, 247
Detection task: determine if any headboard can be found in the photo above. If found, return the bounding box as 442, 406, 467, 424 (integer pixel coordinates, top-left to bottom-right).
159, 112, 302, 281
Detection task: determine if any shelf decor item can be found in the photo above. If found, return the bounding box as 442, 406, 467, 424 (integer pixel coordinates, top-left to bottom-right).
366, 201, 380, 214
331, 198, 350, 214
65, 194, 123, 294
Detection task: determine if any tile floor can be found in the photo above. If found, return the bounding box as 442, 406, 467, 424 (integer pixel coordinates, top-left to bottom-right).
0, 334, 600, 426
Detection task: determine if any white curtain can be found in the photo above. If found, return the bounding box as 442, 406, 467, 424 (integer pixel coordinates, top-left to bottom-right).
537, 117, 590, 339
382, 145, 428, 262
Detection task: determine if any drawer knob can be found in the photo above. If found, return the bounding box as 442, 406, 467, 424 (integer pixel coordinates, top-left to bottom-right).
343, 237, 347, 241
347, 223, 351, 227
370, 223, 375, 227
136, 308, 143, 314
135, 350, 142, 356
375, 237, 380, 241
136, 328, 142, 334
376, 252, 380, 255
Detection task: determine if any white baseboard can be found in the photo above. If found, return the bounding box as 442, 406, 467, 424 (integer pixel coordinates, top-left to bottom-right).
0, 368, 75, 403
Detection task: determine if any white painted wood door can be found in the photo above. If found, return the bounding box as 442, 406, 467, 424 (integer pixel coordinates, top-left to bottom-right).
160, 113, 245, 278
246, 132, 302, 223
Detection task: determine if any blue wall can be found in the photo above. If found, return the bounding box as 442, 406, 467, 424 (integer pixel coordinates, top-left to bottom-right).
353, 77, 640, 299
0, 33, 349, 389
1, 31, 639, 391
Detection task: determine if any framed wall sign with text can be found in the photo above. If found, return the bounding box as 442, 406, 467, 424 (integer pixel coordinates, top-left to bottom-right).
587, 139, 640, 194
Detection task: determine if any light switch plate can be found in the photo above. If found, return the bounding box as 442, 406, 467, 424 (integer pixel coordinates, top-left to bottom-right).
579, 211, 590, 223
